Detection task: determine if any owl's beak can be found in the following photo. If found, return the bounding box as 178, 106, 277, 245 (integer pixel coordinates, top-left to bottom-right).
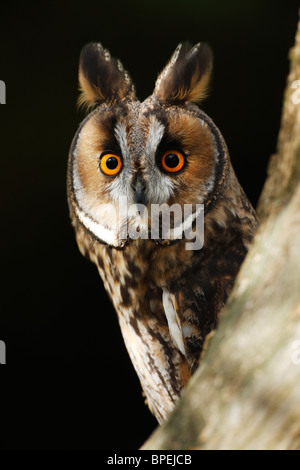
131, 176, 147, 206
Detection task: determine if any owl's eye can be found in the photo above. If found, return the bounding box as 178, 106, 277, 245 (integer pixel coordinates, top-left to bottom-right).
161, 150, 185, 173
100, 152, 122, 176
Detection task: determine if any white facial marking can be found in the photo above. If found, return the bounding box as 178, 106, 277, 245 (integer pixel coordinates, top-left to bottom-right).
145, 116, 175, 204
114, 122, 130, 159
74, 204, 122, 247
107, 122, 133, 204
145, 116, 165, 157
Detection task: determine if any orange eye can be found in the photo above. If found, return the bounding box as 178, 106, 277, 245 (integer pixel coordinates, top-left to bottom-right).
100, 153, 122, 176
161, 150, 185, 173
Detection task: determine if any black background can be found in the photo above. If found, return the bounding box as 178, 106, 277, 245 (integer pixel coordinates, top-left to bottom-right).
0, 0, 299, 450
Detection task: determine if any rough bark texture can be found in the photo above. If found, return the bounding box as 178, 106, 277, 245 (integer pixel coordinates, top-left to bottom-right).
142, 16, 300, 450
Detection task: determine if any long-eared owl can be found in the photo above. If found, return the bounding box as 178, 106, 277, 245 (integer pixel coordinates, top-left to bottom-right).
67, 42, 257, 423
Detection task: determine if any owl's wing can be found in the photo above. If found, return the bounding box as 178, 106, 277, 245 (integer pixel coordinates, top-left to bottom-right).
162, 286, 211, 372
163, 241, 248, 372
162, 289, 185, 355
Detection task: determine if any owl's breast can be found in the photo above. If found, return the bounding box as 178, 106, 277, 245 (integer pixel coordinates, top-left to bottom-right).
89, 238, 193, 422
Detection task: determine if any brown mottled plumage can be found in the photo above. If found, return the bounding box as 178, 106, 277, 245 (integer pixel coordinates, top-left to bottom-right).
67, 42, 257, 423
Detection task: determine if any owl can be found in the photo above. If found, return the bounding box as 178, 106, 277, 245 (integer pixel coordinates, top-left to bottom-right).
67, 42, 257, 423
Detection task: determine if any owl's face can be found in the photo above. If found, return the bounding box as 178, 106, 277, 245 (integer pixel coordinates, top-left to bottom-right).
68, 43, 229, 247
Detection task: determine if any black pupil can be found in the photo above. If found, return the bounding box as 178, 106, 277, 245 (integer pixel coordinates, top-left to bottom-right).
165, 153, 179, 168
106, 157, 118, 170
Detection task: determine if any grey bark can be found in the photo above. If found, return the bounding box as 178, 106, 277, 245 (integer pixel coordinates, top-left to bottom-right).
142, 16, 300, 450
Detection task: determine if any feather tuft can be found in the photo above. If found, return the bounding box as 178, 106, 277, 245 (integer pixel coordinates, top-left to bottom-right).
154, 42, 213, 105
77, 42, 135, 111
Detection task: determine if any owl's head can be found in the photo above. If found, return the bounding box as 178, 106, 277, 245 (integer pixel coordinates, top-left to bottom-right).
68, 43, 230, 248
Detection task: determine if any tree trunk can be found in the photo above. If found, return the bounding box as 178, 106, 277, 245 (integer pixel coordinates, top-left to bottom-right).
142, 15, 300, 451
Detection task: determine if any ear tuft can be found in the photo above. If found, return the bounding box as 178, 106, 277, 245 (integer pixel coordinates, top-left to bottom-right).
154, 42, 213, 105
78, 43, 135, 111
